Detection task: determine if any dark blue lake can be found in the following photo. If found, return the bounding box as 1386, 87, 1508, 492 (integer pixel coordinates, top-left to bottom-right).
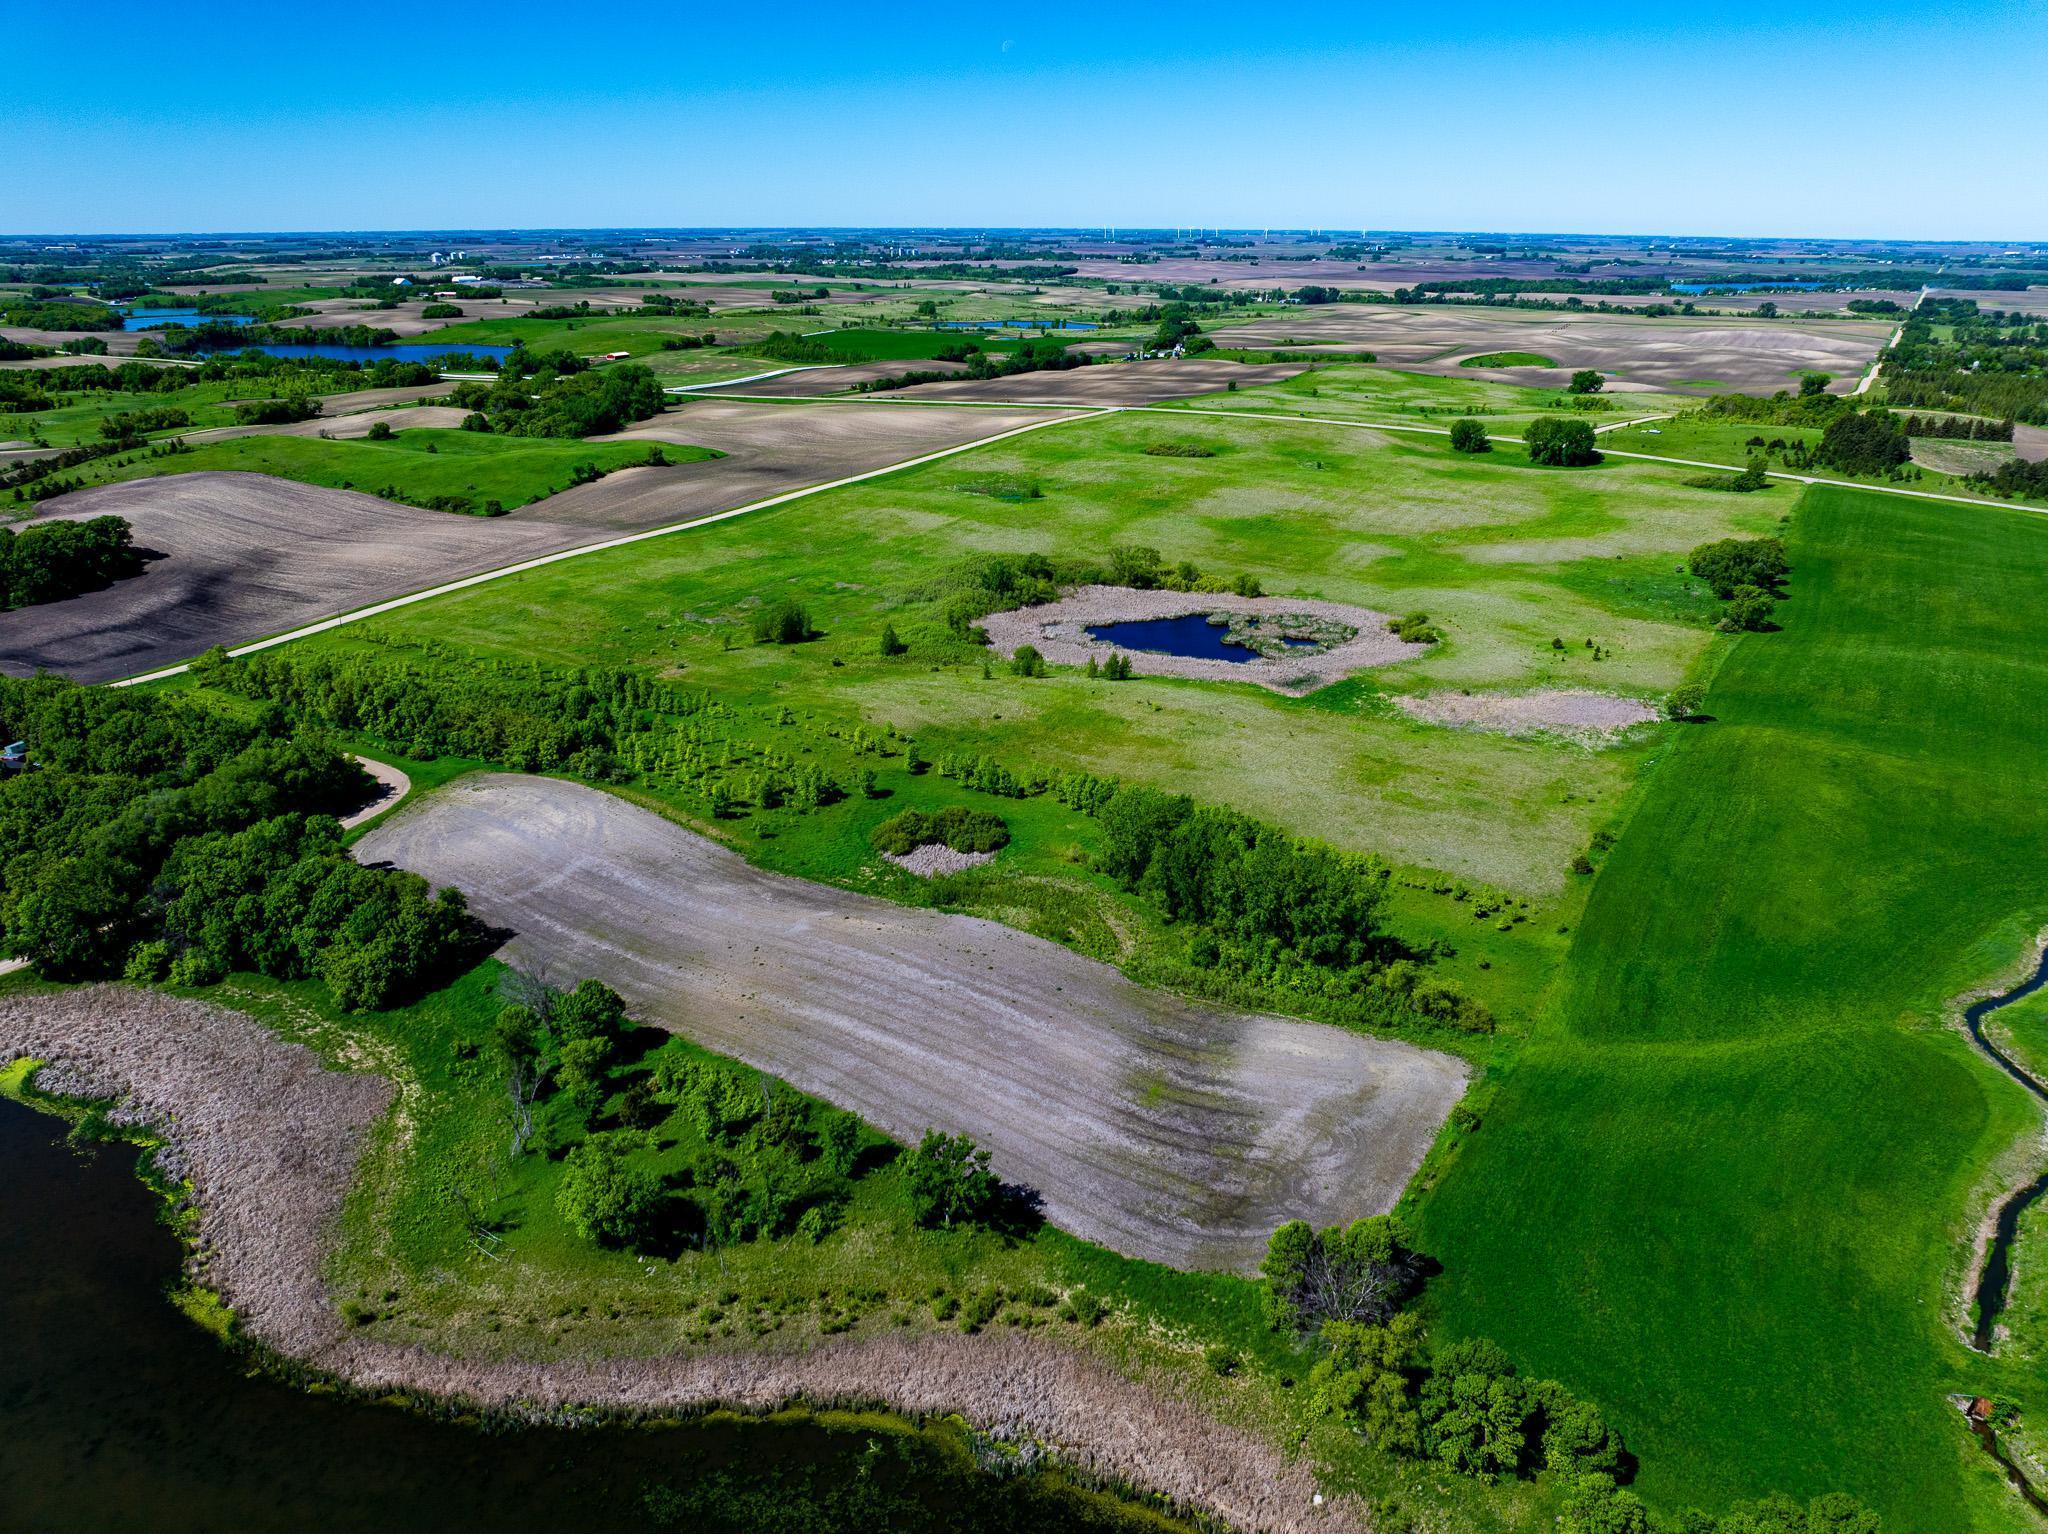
121, 308, 254, 330
198, 342, 513, 365
1087, 614, 1257, 661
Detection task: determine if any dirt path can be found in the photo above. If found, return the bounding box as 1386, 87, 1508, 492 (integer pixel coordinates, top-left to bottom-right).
340, 756, 410, 829
356, 775, 1468, 1272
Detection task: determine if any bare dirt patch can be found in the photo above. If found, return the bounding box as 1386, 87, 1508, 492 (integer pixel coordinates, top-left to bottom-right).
981, 585, 1426, 694
1394, 689, 1660, 740
883, 844, 996, 877
0, 986, 1363, 1534
357, 776, 1468, 1272
698, 360, 971, 396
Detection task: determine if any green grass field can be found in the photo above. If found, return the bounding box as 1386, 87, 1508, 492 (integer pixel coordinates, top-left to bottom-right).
41, 428, 715, 513
1460, 351, 1558, 369
1165, 362, 1698, 429
1415, 484, 2048, 1529
319, 404, 1781, 900
1, 377, 290, 448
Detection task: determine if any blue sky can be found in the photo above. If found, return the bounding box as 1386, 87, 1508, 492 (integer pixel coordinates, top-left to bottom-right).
8, 0, 2045, 238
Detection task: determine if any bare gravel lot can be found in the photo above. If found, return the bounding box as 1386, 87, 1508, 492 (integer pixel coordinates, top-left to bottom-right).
0, 985, 1360, 1534
358, 776, 1467, 1271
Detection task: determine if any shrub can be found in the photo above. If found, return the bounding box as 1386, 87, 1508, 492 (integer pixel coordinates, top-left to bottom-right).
878, 623, 907, 656
1522, 416, 1600, 467
1664, 683, 1706, 720
365, 420, 393, 441
1008, 643, 1046, 677
1568, 369, 1605, 395
1449, 418, 1491, 453
752, 598, 813, 645
1719, 586, 1776, 632
872, 806, 1009, 856
1688, 537, 1787, 599
1261, 1215, 1418, 1333
1388, 611, 1442, 644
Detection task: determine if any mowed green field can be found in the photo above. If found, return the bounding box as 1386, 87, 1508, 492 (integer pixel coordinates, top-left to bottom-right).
1416, 484, 2048, 1528
53, 428, 713, 512
332, 403, 1780, 897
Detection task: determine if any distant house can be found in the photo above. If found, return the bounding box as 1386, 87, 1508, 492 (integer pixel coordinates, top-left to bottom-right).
391, 276, 412, 287
602, 351, 631, 360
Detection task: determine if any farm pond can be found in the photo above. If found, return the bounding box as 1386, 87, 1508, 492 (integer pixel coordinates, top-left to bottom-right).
0, 1094, 1181, 1534
1086, 613, 1326, 663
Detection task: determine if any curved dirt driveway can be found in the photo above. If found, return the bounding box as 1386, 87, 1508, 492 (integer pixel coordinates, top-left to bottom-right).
357, 775, 1468, 1272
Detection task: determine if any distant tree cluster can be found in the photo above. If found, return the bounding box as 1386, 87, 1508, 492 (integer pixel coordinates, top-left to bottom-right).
0, 515, 144, 609
871, 805, 1009, 857
1898, 412, 2013, 441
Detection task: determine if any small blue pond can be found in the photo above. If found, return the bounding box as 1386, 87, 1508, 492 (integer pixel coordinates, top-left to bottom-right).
1084, 614, 1296, 662
121, 308, 254, 330
196, 341, 514, 364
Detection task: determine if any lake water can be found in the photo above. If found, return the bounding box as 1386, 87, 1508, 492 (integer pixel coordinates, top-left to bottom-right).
0, 1095, 1174, 1533
1087, 614, 1259, 662
120, 308, 254, 330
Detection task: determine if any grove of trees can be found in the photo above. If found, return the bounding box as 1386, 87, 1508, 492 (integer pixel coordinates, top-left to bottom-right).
0, 515, 144, 609
1522, 417, 1600, 466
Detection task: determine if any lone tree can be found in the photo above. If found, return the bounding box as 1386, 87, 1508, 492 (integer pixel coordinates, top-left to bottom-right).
556, 1133, 663, 1247
904, 1130, 1001, 1228
1567, 369, 1604, 395
1664, 683, 1706, 720
1449, 418, 1491, 454
1261, 1214, 1419, 1334
1522, 416, 1600, 467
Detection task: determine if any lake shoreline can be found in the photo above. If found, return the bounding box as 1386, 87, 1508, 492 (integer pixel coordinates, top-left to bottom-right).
0, 984, 1363, 1534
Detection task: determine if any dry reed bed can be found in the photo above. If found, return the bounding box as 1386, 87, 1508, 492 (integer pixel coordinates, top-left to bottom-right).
0, 986, 1364, 1534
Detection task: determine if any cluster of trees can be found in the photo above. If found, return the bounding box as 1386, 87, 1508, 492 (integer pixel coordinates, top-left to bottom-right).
0, 676, 478, 1009
752, 598, 815, 645
1685, 457, 1771, 494
98, 404, 188, 438
1689, 537, 1787, 632
1898, 413, 2014, 441
456, 358, 666, 438
234, 396, 322, 426
0, 300, 124, 332
1967, 457, 2048, 502
1815, 410, 1911, 476
872, 806, 1009, 856
1096, 785, 1393, 970
1879, 302, 2048, 425
0, 514, 145, 609
1522, 417, 1601, 467
857, 337, 1094, 394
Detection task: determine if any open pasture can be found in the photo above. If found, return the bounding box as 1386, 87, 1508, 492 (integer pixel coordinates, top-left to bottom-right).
1419, 485, 2048, 1529
334, 406, 1779, 896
